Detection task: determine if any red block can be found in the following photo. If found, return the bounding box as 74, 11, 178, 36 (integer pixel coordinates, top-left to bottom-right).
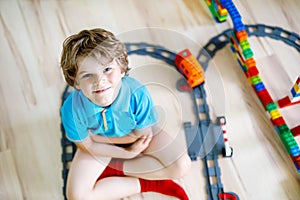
272, 116, 286, 127
219, 193, 237, 200
295, 161, 300, 171
278, 96, 300, 108
248, 66, 259, 76
256, 89, 273, 106
291, 124, 300, 137
291, 154, 300, 162
278, 96, 291, 108
296, 77, 300, 85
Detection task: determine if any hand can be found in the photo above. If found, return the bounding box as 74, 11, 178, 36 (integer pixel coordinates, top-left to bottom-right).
125, 133, 153, 158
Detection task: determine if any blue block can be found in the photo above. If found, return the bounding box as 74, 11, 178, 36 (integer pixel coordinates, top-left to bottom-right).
231, 13, 242, 22
254, 82, 265, 92
237, 57, 244, 69
290, 146, 300, 157
223, 1, 234, 10
295, 162, 300, 171
230, 45, 237, 53
274, 125, 280, 133
213, 1, 218, 9
220, 0, 232, 4
234, 19, 244, 26
291, 87, 300, 97
235, 23, 245, 32
228, 8, 238, 17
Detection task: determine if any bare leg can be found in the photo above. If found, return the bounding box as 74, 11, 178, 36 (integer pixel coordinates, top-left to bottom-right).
91, 177, 140, 200
67, 149, 140, 200
67, 150, 188, 200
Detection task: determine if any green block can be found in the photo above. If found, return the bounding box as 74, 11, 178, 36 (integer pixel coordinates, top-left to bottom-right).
279, 130, 297, 151
207, 4, 218, 18
231, 32, 238, 42
240, 40, 250, 50
279, 129, 292, 138
251, 75, 261, 84
218, 15, 228, 22
278, 124, 289, 133
266, 102, 277, 112
242, 64, 248, 71
243, 48, 254, 59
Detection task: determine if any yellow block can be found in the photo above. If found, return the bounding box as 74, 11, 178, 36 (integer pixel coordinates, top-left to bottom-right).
205, 0, 211, 6
270, 109, 281, 120
218, 6, 228, 15
293, 83, 300, 93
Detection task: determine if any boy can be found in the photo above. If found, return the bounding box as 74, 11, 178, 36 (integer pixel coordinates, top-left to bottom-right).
60, 28, 191, 199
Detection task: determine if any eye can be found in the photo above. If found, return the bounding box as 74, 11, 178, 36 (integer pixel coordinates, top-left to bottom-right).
103, 67, 112, 73
81, 73, 92, 79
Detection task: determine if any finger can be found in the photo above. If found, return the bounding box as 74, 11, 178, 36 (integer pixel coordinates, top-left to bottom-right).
143, 135, 152, 145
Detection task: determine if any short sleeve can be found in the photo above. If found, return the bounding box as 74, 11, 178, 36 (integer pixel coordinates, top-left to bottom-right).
60, 93, 89, 143
132, 86, 158, 129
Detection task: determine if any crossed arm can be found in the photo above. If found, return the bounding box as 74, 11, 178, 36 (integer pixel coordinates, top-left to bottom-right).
90, 128, 153, 144
76, 127, 153, 159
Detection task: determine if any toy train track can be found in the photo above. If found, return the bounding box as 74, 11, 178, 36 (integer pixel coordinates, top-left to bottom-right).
197, 24, 300, 71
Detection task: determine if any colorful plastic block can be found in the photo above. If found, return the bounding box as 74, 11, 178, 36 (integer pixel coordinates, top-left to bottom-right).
245, 58, 256, 68
235, 30, 248, 42
291, 125, 300, 137
254, 82, 265, 91
272, 116, 286, 127
270, 109, 281, 120
256, 89, 273, 106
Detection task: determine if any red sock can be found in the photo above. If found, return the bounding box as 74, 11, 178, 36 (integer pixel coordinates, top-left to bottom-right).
139, 179, 189, 200
97, 158, 124, 181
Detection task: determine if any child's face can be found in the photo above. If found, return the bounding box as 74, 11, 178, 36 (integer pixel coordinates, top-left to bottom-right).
75, 56, 125, 107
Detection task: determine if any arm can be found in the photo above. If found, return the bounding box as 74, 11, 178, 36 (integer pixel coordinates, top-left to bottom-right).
77, 131, 152, 159
90, 132, 139, 144
90, 127, 153, 144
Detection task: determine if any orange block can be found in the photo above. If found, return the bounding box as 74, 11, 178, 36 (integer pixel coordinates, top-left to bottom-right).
245, 58, 256, 68
236, 30, 248, 42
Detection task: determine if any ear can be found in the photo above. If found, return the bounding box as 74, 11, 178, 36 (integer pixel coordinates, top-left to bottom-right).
121, 70, 125, 77
73, 80, 80, 90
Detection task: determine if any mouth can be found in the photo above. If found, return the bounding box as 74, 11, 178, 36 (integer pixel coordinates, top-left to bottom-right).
93, 87, 111, 94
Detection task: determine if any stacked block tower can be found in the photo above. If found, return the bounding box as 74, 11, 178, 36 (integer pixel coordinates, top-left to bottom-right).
205, 0, 229, 22
291, 76, 300, 102
278, 76, 300, 108
204, 0, 300, 174
278, 76, 300, 138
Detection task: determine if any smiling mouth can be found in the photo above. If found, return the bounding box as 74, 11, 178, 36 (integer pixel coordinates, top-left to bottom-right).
93, 87, 111, 94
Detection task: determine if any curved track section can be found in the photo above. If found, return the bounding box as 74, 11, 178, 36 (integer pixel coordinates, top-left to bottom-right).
197, 24, 300, 70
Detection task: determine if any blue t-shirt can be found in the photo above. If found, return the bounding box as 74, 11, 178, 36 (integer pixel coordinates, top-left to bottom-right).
61, 76, 158, 143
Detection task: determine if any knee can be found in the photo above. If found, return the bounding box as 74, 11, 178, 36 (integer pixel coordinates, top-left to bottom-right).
66, 186, 89, 200
67, 185, 109, 200
169, 154, 191, 179
66, 191, 78, 200
66, 189, 81, 200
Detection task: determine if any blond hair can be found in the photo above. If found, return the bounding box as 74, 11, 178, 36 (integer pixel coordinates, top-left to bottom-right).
60, 28, 129, 86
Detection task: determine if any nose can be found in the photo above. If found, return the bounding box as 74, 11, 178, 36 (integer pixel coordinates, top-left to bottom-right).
93, 73, 107, 87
